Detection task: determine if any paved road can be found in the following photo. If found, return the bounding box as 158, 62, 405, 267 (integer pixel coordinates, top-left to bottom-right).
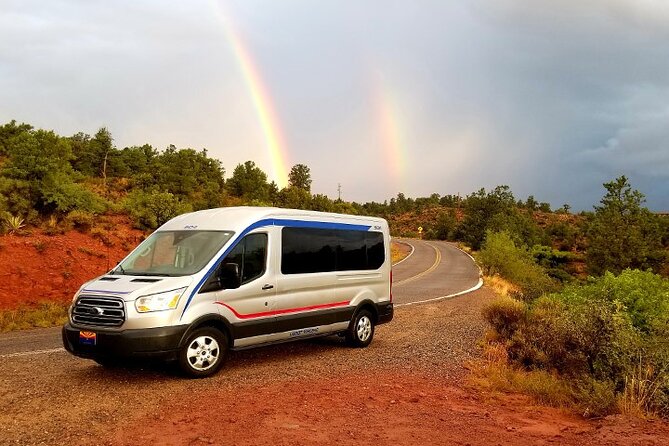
0, 239, 480, 357
392, 239, 481, 305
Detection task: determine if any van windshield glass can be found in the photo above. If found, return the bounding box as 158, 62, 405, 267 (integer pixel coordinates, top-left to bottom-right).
114, 231, 234, 276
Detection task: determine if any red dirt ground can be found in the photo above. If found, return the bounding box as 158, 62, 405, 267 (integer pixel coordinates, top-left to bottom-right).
0, 216, 143, 308
111, 370, 669, 446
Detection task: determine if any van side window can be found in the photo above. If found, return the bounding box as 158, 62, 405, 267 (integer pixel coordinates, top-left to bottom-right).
239, 233, 267, 283
201, 233, 267, 292
281, 228, 384, 274
228, 233, 267, 284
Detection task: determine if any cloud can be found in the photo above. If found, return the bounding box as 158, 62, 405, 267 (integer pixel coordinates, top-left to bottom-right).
1, 0, 668, 210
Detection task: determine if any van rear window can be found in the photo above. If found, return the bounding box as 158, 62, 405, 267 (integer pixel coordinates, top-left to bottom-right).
281, 227, 384, 274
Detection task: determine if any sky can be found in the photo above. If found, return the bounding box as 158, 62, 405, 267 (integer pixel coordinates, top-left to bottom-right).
1, 0, 668, 210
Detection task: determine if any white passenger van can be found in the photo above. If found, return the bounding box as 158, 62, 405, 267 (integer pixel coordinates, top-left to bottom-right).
62, 207, 393, 377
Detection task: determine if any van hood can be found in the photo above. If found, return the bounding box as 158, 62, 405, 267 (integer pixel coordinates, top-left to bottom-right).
80, 275, 194, 302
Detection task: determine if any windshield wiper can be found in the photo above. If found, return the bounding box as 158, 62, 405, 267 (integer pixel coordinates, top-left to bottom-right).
112, 264, 127, 275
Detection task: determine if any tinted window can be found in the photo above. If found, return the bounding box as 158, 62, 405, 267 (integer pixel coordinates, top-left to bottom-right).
281, 228, 336, 274
281, 227, 385, 274
366, 232, 385, 270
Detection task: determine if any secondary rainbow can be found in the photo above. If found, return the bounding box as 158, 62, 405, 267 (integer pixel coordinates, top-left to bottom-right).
210, 1, 290, 188
373, 73, 407, 191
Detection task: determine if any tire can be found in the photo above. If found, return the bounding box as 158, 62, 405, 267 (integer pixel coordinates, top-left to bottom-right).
178, 327, 227, 378
345, 309, 375, 348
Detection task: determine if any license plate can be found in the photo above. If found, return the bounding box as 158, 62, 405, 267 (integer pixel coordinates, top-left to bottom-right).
79, 331, 97, 346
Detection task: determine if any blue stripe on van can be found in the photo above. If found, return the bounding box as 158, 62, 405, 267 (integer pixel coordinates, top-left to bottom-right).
179, 218, 372, 319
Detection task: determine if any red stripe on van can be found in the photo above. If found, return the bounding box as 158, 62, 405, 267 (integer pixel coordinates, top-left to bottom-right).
215, 300, 351, 320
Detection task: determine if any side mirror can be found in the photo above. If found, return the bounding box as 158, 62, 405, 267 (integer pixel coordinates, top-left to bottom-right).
220, 263, 241, 289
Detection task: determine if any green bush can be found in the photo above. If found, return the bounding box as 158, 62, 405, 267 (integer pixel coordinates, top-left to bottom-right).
478, 230, 557, 299
485, 269, 669, 417
124, 189, 192, 229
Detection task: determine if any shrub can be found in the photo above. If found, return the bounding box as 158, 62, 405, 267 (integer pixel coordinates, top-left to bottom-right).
65, 210, 95, 232
434, 210, 457, 240
485, 270, 669, 417
478, 230, 557, 299
124, 189, 192, 229
576, 378, 617, 418
482, 296, 526, 339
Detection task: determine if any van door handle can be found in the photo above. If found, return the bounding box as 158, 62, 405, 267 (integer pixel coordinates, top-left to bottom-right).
262, 284, 274, 290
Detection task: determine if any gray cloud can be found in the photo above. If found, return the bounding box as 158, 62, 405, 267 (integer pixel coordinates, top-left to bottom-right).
1, 0, 668, 210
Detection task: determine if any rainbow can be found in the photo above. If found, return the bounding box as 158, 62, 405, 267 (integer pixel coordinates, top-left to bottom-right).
373, 74, 407, 191
209, 1, 290, 188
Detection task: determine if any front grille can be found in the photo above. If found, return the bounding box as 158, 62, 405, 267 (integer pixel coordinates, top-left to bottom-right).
72, 295, 126, 327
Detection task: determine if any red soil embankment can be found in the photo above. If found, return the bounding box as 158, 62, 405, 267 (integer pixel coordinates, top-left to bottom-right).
0, 217, 142, 308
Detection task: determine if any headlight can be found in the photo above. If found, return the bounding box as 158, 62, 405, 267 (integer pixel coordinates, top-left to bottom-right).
135, 288, 186, 313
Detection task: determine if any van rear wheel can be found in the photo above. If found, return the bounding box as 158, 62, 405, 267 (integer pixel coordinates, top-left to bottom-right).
346, 309, 375, 347
178, 327, 227, 378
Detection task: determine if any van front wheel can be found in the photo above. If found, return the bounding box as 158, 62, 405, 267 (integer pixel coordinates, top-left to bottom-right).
346, 309, 375, 347
178, 327, 227, 378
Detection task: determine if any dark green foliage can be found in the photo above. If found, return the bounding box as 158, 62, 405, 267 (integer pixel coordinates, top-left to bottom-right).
70, 128, 113, 178
546, 220, 583, 251
109, 144, 157, 178
454, 185, 546, 249
1, 128, 105, 215
310, 194, 335, 212
586, 176, 665, 275
288, 164, 312, 192
531, 245, 575, 282
0, 177, 33, 218
434, 209, 457, 240
124, 190, 192, 229
439, 194, 461, 207
0, 120, 33, 156
278, 186, 312, 209
150, 146, 224, 209
226, 161, 270, 203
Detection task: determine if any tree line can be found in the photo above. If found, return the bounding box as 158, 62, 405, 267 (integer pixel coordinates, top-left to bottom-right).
0, 120, 667, 278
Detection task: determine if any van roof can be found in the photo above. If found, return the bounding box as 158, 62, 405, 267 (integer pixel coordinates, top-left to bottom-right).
158, 206, 387, 232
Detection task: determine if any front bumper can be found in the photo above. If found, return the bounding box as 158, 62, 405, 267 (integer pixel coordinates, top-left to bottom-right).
62, 323, 188, 361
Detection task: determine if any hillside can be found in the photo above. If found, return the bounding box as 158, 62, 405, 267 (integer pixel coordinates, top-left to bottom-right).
0, 215, 142, 308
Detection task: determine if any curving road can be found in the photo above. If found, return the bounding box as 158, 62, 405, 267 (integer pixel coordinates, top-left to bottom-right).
392, 239, 481, 306
0, 239, 481, 357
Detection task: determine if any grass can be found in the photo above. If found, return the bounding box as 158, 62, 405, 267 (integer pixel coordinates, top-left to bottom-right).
484, 275, 521, 298
619, 359, 668, 418
470, 343, 576, 408
391, 241, 410, 264
0, 301, 69, 332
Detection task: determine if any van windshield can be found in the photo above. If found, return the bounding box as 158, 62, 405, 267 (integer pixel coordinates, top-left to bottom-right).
113, 230, 234, 276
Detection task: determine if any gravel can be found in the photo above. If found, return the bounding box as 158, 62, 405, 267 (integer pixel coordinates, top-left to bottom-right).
0, 288, 495, 446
